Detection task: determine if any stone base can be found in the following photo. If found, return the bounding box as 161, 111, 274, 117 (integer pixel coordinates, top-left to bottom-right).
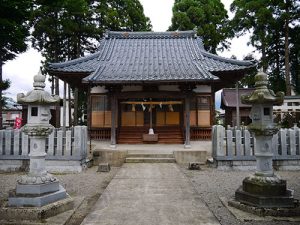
0, 195, 74, 221
16, 180, 59, 195
8, 185, 67, 207
228, 198, 300, 217
242, 175, 287, 196
235, 174, 295, 208
235, 186, 295, 208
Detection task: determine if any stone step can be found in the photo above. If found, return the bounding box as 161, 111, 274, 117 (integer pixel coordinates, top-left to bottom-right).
126, 153, 174, 158
125, 157, 176, 163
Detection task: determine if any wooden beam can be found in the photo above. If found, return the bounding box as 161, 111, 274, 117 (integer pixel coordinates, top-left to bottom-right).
115, 91, 192, 99
120, 101, 183, 105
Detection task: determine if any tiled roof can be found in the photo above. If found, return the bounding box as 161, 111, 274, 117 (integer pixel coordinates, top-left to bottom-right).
221, 88, 254, 108
48, 31, 255, 84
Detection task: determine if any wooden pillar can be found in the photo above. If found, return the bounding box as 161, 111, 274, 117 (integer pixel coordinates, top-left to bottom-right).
68, 84, 72, 127
62, 81, 67, 132
236, 82, 240, 129
73, 88, 78, 126
86, 85, 92, 140
180, 84, 194, 148
108, 85, 120, 148
110, 93, 117, 148
55, 77, 60, 127
185, 94, 191, 148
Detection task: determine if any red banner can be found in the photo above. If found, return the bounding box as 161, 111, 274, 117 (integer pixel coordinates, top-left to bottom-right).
14, 117, 22, 129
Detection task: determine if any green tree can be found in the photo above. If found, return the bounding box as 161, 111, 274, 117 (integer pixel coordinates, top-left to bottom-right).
230, 0, 300, 95
0, 0, 32, 129
94, 0, 151, 32
31, 0, 151, 126
230, 0, 275, 72
239, 54, 258, 88
290, 26, 300, 94
31, 0, 67, 126
269, 0, 300, 95
169, 0, 230, 53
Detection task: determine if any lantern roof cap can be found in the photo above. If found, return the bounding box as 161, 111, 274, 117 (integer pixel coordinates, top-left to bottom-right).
17, 70, 60, 105
241, 71, 284, 105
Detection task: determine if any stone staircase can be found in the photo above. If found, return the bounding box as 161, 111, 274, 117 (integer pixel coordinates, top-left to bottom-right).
125, 153, 176, 163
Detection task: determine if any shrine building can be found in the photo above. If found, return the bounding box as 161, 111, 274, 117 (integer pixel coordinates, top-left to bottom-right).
48, 31, 255, 147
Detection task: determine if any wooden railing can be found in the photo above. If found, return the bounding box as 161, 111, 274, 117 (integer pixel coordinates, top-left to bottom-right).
191, 127, 211, 140
89, 128, 111, 140
89, 127, 212, 141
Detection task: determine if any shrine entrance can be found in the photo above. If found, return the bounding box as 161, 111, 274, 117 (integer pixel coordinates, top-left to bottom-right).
120, 98, 183, 127
118, 98, 184, 144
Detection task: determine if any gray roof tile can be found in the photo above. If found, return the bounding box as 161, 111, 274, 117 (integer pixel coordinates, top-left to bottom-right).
48, 31, 255, 83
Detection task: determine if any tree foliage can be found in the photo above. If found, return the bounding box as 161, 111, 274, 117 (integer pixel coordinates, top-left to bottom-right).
290, 26, 300, 94
31, 0, 152, 64
0, 0, 32, 129
169, 0, 230, 53
0, 0, 32, 62
239, 54, 258, 88
30, 0, 151, 125
94, 0, 151, 33
230, 0, 300, 95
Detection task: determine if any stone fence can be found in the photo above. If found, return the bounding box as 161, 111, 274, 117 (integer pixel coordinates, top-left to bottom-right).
212, 125, 300, 170
0, 126, 88, 172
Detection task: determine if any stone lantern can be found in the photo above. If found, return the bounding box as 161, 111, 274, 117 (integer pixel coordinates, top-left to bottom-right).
8, 71, 67, 207
234, 71, 297, 209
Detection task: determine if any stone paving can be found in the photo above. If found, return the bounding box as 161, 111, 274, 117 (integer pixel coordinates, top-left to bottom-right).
81, 163, 220, 225
92, 141, 212, 155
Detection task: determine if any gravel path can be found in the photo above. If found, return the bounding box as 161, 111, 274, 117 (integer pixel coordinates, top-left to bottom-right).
0, 166, 119, 225
181, 166, 300, 225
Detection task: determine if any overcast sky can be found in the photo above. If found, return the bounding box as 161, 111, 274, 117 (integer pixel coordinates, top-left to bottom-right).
3, 0, 257, 102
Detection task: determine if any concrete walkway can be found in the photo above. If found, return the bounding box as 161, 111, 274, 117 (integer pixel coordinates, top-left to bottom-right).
81, 163, 220, 225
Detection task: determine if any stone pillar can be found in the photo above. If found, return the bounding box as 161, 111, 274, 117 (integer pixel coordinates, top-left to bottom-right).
28, 136, 47, 176
254, 136, 273, 176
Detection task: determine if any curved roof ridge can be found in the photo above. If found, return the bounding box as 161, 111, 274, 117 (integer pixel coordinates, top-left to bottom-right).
49, 51, 100, 69
201, 50, 255, 66
107, 30, 197, 39
193, 61, 218, 80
